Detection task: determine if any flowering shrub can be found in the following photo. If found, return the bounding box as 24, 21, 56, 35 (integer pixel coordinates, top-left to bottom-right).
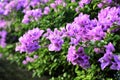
0, 0, 120, 80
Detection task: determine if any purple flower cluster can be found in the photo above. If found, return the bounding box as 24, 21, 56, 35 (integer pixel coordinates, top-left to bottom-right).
22, 9, 42, 24
98, 7, 120, 31
65, 13, 105, 46
0, 2, 5, 14
22, 55, 38, 65
79, 0, 91, 8
16, 0, 29, 10
43, 6, 50, 15
21, 0, 67, 23
43, 28, 65, 51
67, 46, 90, 69
66, 6, 120, 43
110, 55, 120, 70
0, 0, 47, 15
98, 0, 112, 8
74, 0, 92, 12
0, 20, 6, 28
0, 0, 94, 24
15, 28, 44, 53
66, 13, 91, 44
4, 0, 17, 15
0, 0, 66, 24
99, 43, 120, 70
64, 7, 120, 69
0, 30, 7, 48
10, 0, 120, 70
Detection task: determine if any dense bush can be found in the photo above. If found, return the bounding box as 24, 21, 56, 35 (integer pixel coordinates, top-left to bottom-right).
0, 0, 120, 80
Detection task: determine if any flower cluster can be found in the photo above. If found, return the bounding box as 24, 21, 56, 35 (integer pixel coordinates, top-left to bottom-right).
0, 20, 6, 28
1, 0, 117, 72
79, 0, 91, 8
98, 0, 120, 8
98, 7, 120, 31
99, 43, 120, 70
67, 46, 90, 69
22, 55, 38, 65
0, 30, 7, 48
43, 6, 50, 15
15, 28, 44, 53
43, 28, 65, 51
66, 12, 105, 45
22, 9, 42, 24
15, 6, 120, 70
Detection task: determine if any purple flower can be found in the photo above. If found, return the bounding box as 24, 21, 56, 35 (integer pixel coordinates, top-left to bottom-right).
94, 48, 104, 54
0, 8, 4, 14
32, 9, 42, 20
67, 46, 78, 65
16, 0, 29, 10
22, 60, 28, 65
23, 55, 39, 64
29, 0, 40, 8
98, 7, 120, 31
105, 42, 115, 52
0, 20, 6, 28
33, 55, 38, 59
22, 9, 42, 23
44, 28, 64, 51
16, 28, 44, 53
0, 30, 7, 48
62, 2, 66, 7
22, 16, 30, 24
97, 3, 103, 8
75, 7, 79, 13
79, 0, 91, 8
98, 51, 113, 70
67, 46, 90, 69
102, 0, 112, 3
48, 38, 64, 51
50, 3, 56, 9
65, 13, 104, 43
26, 56, 34, 62
110, 55, 120, 70
70, 37, 81, 46
55, 0, 63, 5
3, 9, 10, 15
87, 25, 105, 41
43, 6, 50, 15
4, 0, 17, 10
